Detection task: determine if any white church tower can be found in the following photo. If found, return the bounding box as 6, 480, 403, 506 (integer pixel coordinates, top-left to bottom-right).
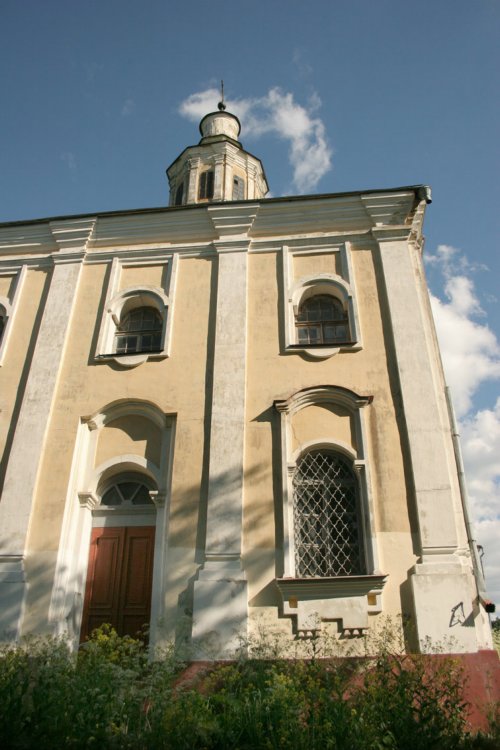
167, 93, 268, 206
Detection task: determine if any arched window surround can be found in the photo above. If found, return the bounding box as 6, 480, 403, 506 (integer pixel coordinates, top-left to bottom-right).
274, 386, 386, 635
94, 255, 177, 368
281, 242, 362, 360
97, 286, 171, 368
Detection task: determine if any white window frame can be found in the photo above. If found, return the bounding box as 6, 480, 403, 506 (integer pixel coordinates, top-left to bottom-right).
0, 265, 27, 366
282, 243, 362, 359
95, 255, 177, 368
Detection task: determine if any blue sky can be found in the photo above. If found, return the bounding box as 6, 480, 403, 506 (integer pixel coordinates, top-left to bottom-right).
1, 1, 499, 611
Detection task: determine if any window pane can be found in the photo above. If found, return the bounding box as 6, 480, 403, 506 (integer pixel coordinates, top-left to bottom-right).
115, 307, 163, 354
297, 328, 310, 344
119, 482, 141, 501
296, 295, 349, 346
132, 485, 154, 505
199, 170, 214, 200
101, 487, 122, 506
307, 325, 321, 343
206, 170, 214, 198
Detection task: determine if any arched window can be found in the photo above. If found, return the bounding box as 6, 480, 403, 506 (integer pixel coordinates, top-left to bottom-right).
174, 183, 184, 206
293, 450, 365, 577
114, 307, 162, 355
101, 478, 154, 507
199, 170, 214, 200
296, 295, 349, 345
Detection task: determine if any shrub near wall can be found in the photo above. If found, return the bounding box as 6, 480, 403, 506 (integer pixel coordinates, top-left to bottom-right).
0, 626, 498, 749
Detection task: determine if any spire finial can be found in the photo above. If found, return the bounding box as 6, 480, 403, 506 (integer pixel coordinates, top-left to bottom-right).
217, 80, 226, 111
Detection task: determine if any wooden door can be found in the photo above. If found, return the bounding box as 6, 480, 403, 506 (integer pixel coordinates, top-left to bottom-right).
80, 526, 155, 641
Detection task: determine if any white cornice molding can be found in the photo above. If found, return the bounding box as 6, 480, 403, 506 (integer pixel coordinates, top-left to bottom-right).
89, 210, 216, 247
0, 223, 57, 256
360, 191, 415, 225
212, 239, 251, 254
0, 188, 425, 260
370, 226, 413, 243
49, 217, 96, 252
208, 203, 260, 237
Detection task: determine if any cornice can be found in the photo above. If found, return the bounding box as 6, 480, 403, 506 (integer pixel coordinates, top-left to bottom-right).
89, 209, 216, 247
49, 217, 96, 252
208, 203, 260, 238
0, 222, 57, 256
0, 185, 429, 258
370, 226, 413, 243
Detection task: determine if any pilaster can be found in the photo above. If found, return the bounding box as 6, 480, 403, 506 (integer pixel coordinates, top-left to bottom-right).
375, 227, 482, 651
192, 207, 258, 658
0, 220, 93, 640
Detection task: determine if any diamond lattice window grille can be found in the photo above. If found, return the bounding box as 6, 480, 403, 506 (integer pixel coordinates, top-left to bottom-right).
293, 451, 364, 577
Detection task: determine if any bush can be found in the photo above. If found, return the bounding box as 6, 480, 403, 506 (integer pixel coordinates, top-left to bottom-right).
0, 625, 178, 749
0, 625, 498, 749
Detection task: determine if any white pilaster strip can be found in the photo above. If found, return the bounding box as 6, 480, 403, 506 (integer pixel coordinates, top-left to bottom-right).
376, 235, 458, 554
376, 230, 481, 652
0, 220, 93, 639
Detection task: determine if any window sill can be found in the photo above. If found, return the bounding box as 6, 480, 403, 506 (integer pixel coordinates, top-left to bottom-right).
98, 351, 168, 369
286, 342, 362, 360
276, 574, 387, 634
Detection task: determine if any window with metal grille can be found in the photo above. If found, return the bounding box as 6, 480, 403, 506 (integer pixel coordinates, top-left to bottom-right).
114, 307, 163, 355
293, 450, 365, 577
199, 170, 214, 200
232, 175, 245, 200
296, 295, 349, 345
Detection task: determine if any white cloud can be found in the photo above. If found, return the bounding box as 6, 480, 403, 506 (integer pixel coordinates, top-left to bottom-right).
461, 399, 500, 521
121, 98, 135, 116
428, 245, 500, 417
427, 244, 500, 608
179, 86, 332, 194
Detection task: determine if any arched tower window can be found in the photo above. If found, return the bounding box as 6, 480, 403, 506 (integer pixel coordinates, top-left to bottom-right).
114, 307, 162, 355
198, 170, 214, 200
296, 295, 349, 345
174, 183, 184, 206
293, 450, 365, 577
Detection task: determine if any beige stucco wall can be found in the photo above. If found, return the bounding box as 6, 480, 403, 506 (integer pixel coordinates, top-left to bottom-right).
21, 254, 215, 635
7, 242, 418, 640
119, 264, 164, 290
244, 247, 416, 630
293, 250, 341, 280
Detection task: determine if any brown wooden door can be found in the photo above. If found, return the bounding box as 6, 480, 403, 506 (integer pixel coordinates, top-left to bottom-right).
80, 526, 155, 642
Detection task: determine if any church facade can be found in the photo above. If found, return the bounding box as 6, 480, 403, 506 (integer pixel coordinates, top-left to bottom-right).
0, 105, 493, 657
